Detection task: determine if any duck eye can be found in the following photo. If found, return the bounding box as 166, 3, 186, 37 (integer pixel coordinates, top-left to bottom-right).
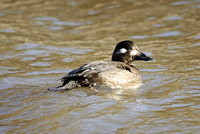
130, 50, 138, 56
117, 48, 127, 54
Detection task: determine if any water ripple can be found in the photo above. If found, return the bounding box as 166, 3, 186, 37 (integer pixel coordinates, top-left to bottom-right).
30, 62, 53, 67
171, 1, 189, 5
153, 31, 182, 37
0, 29, 16, 33
164, 16, 183, 21
22, 68, 71, 76
33, 17, 59, 21
15, 43, 40, 50
152, 24, 163, 27
131, 35, 149, 39
88, 10, 101, 15
54, 21, 84, 26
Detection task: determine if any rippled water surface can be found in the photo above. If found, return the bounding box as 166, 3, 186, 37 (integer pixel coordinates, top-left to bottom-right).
0, 0, 200, 133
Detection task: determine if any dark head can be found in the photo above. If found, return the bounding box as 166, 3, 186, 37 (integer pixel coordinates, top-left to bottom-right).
112, 40, 153, 64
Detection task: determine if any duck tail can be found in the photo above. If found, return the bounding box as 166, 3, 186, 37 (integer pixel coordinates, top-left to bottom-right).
47, 80, 79, 91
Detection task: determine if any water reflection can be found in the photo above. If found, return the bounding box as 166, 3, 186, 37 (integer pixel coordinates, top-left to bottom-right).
33, 16, 93, 32
153, 31, 182, 37
171, 1, 189, 5
22, 68, 71, 76
0, 29, 16, 33
54, 21, 84, 26
33, 17, 59, 22
152, 24, 163, 27
194, 35, 200, 39
48, 26, 63, 31
164, 16, 183, 21
88, 10, 101, 15
30, 61, 53, 67
131, 35, 149, 39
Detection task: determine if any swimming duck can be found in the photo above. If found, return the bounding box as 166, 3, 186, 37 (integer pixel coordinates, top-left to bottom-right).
48, 40, 153, 91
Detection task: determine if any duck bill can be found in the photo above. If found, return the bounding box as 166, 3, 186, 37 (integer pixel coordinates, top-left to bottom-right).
135, 52, 154, 61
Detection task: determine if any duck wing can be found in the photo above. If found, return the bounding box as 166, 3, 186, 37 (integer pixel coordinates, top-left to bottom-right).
60, 61, 136, 82
60, 61, 107, 81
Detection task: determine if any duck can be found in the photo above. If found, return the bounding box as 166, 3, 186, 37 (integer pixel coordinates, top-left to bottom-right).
48, 40, 153, 91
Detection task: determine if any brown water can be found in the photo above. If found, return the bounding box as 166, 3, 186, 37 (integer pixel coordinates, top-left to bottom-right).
0, 0, 200, 133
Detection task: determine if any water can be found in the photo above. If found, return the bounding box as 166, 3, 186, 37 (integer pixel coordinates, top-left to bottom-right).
0, 0, 200, 133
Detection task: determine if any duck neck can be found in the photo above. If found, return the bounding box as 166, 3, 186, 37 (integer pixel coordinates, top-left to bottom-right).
112, 54, 132, 65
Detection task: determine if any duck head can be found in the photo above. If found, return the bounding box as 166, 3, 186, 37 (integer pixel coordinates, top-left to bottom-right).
112, 40, 153, 64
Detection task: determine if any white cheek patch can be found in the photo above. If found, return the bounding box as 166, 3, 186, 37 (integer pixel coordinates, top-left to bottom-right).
130, 50, 139, 56
117, 48, 127, 54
